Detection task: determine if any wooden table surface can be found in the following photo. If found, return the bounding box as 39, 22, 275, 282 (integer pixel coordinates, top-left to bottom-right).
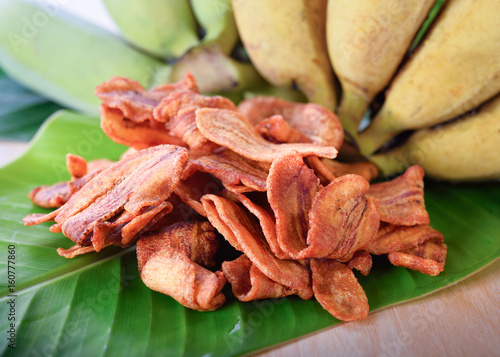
1, 139, 499, 357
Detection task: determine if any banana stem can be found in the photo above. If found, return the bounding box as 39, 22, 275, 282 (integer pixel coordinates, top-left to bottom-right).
369, 149, 409, 177
358, 115, 399, 156
337, 85, 370, 141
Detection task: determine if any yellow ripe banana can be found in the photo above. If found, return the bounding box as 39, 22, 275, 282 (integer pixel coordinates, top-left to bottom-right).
0, 0, 170, 116
102, 0, 199, 59
370, 95, 500, 181
359, 0, 500, 155
231, 0, 337, 109
190, 0, 238, 54
327, 0, 435, 136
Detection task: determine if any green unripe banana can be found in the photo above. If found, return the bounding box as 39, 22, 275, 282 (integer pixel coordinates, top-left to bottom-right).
190, 0, 238, 54
371, 95, 500, 181
102, 0, 199, 59
169, 0, 261, 94
0, 0, 171, 116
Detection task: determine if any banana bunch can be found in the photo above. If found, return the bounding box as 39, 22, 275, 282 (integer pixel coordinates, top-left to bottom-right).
1, 0, 499, 181
0, 0, 267, 116
232, 0, 500, 180
357, 0, 500, 155
352, 0, 500, 181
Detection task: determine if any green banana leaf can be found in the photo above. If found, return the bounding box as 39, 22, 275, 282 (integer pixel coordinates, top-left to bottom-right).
0, 110, 499, 356
0, 67, 62, 141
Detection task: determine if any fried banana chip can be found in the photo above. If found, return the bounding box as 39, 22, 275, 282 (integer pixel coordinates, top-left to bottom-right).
153, 90, 237, 154
24, 145, 188, 251
28, 158, 113, 209
347, 251, 373, 276
311, 259, 369, 321
174, 171, 222, 217
173, 184, 206, 217
255, 115, 312, 144
96, 75, 198, 149
137, 221, 219, 272
165, 107, 220, 154
238, 96, 343, 148
28, 182, 71, 209
388, 246, 446, 277
367, 165, 429, 226
57, 238, 119, 259
226, 191, 290, 260
304, 175, 380, 260
141, 247, 226, 311
388, 236, 447, 276
119, 202, 174, 247
404, 239, 447, 266
367, 224, 444, 255
68, 192, 172, 255
146, 193, 206, 230
305, 156, 336, 184
66, 153, 87, 180
100, 105, 185, 149
267, 153, 320, 259
308, 157, 379, 183
66, 147, 187, 246
222, 255, 299, 301
189, 150, 268, 193
153, 90, 237, 123
195, 108, 338, 163
201, 194, 313, 299
95, 74, 198, 123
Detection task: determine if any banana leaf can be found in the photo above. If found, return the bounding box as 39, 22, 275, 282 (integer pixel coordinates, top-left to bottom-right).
0, 67, 62, 141
0, 110, 499, 356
